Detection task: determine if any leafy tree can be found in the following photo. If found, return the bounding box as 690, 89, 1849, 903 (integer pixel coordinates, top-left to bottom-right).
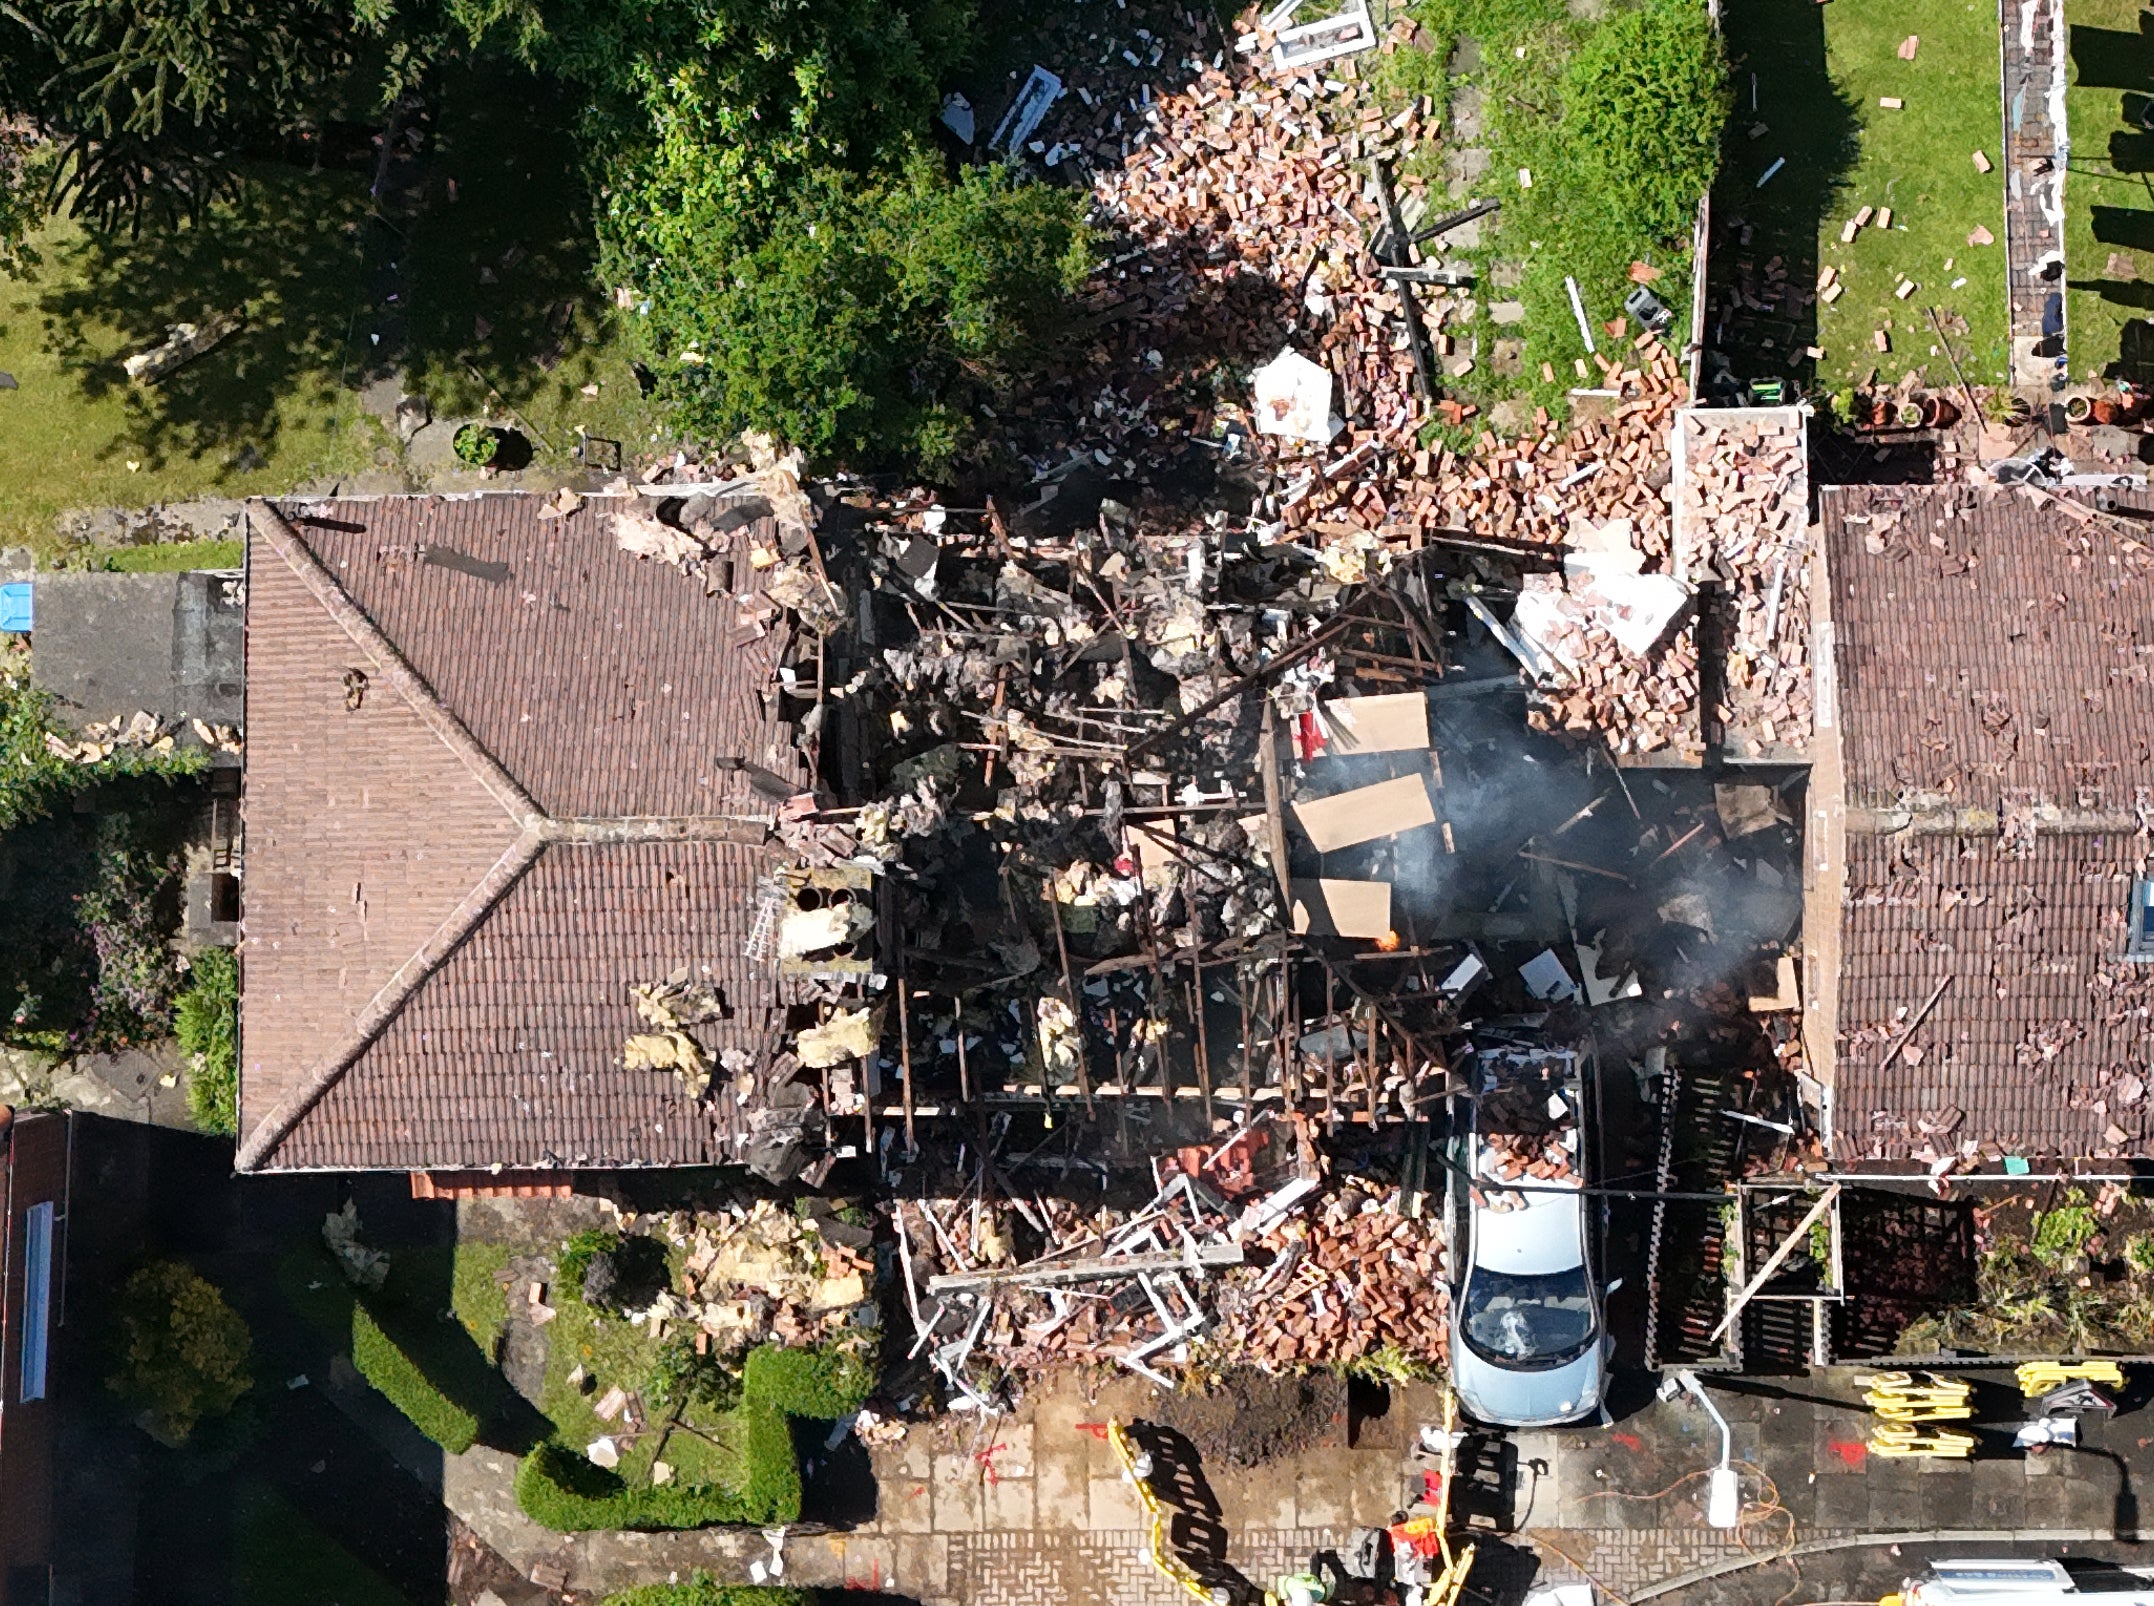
639, 153, 1090, 470
396, 0, 1087, 472
108, 1260, 253, 1445
0, 0, 358, 234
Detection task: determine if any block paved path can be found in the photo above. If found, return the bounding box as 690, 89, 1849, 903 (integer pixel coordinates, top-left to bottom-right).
439, 1369, 2154, 1605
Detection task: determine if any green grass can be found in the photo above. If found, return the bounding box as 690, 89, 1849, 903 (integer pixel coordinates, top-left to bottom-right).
2063, 0, 2154, 384
530, 1238, 745, 1491
0, 173, 381, 553
602, 1578, 808, 1606
451, 1240, 514, 1349
399, 64, 667, 465
1369, 0, 1723, 420
233, 1483, 417, 1606
1810, 0, 2010, 388
97, 539, 244, 573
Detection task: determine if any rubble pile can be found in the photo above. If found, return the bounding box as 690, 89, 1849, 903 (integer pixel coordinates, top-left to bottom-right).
1677, 409, 1813, 756
894, 1124, 1448, 1393
624, 1199, 883, 1354
1478, 1128, 1577, 1184
999, 4, 1689, 563
1215, 1180, 1450, 1371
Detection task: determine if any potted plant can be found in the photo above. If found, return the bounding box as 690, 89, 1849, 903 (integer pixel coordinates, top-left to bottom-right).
453, 421, 500, 468
2065, 395, 2094, 425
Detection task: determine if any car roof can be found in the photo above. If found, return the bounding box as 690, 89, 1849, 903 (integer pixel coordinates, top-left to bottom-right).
1472, 1177, 1586, 1276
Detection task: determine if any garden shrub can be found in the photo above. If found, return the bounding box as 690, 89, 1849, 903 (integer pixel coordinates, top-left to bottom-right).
177, 947, 239, 1136
741, 1342, 874, 1419
351, 1304, 480, 1454
557, 1228, 618, 1295
603, 1576, 808, 1606
737, 1396, 803, 1522
1563, 0, 1730, 242
646, 1330, 742, 1415
108, 1260, 253, 1445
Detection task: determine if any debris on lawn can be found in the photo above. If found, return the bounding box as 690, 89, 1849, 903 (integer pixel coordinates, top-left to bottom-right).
122, 312, 245, 384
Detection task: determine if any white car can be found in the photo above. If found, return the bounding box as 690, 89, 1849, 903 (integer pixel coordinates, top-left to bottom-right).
1448, 1041, 1610, 1428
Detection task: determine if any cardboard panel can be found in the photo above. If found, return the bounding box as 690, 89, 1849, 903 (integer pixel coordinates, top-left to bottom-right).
1319, 692, 1429, 756
1291, 772, 1436, 852
1290, 878, 1393, 938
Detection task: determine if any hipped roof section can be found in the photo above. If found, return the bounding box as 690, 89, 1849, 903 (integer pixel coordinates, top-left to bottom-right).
236, 495, 805, 1172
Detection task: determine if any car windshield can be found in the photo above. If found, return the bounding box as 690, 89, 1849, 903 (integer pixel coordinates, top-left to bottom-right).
1461, 1265, 1596, 1367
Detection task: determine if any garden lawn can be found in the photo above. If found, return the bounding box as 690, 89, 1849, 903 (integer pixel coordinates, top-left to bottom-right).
233, 1482, 417, 1606
1810, 0, 2010, 389
531, 1249, 747, 1493
2062, 0, 2154, 384
1370, 0, 1725, 420
400, 66, 668, 468
0, 173, 380, 554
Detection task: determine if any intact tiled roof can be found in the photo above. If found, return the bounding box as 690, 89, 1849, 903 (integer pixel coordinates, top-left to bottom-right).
238, 494, 807, 1172
1824, 483, 2154, 1160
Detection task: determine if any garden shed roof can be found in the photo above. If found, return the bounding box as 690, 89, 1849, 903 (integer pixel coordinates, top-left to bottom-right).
235, 494, 809, 1173
1823, 482, 2154, 1161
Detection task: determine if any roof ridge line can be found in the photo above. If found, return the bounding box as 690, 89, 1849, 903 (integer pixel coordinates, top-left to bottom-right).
247, 500, 541, 827
540, 815, 774, 844
236, 827, 546, 1171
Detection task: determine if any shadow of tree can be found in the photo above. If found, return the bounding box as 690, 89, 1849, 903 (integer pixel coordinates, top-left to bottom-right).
31, 167, 372, 477
1703, 0, 1863, 394
399, 64, 612, 421
2095, 204, 2154, 252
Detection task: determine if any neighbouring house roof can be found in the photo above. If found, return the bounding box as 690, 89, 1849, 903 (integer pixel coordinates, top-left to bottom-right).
31, 569, 244, 731
1824, 482, 2154, 1161
237, 494, 812, 1173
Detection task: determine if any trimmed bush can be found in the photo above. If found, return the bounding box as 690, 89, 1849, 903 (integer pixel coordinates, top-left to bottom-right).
603, 1575, 809, 1606
517, 1398, 801, 1531
352, 1304, 480, 1454
741, 1342, 874, 1419
737, 1397, 802, 1524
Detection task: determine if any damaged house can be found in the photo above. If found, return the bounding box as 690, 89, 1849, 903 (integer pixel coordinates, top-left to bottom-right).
1819, 482, 2154, 1164
234, 490, 839, 1179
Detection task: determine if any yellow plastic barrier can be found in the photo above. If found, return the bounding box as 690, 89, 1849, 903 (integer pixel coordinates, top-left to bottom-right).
1868, 1425, 1976, 1458
2016, 1361, 2125, 1397
1109, 1419, 1219, 1606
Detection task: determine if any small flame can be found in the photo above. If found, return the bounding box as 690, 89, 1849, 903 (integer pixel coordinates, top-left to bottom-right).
1375, 930, 1402, 952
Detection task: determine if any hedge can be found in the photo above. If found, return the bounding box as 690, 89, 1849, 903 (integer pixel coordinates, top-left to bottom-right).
739, 1343, 875, 1420
516, 1341, 870, 1533
515, 1400, 796, 1531
603, 1577, 809, 1606
352, 1305, 480, 1454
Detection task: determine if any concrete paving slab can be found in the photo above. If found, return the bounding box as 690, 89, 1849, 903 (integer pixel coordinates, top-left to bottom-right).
1089, 1474, 1145, 1530
885, 1471, 937, 1533
893, 1533, 949, 1598
1035, 1448, 1090, 1532
932, 1454, 985, 1533
985, 1474, 1038, 1531
841, 1535, 897, 1590
1868, 1482, 1925, 1529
